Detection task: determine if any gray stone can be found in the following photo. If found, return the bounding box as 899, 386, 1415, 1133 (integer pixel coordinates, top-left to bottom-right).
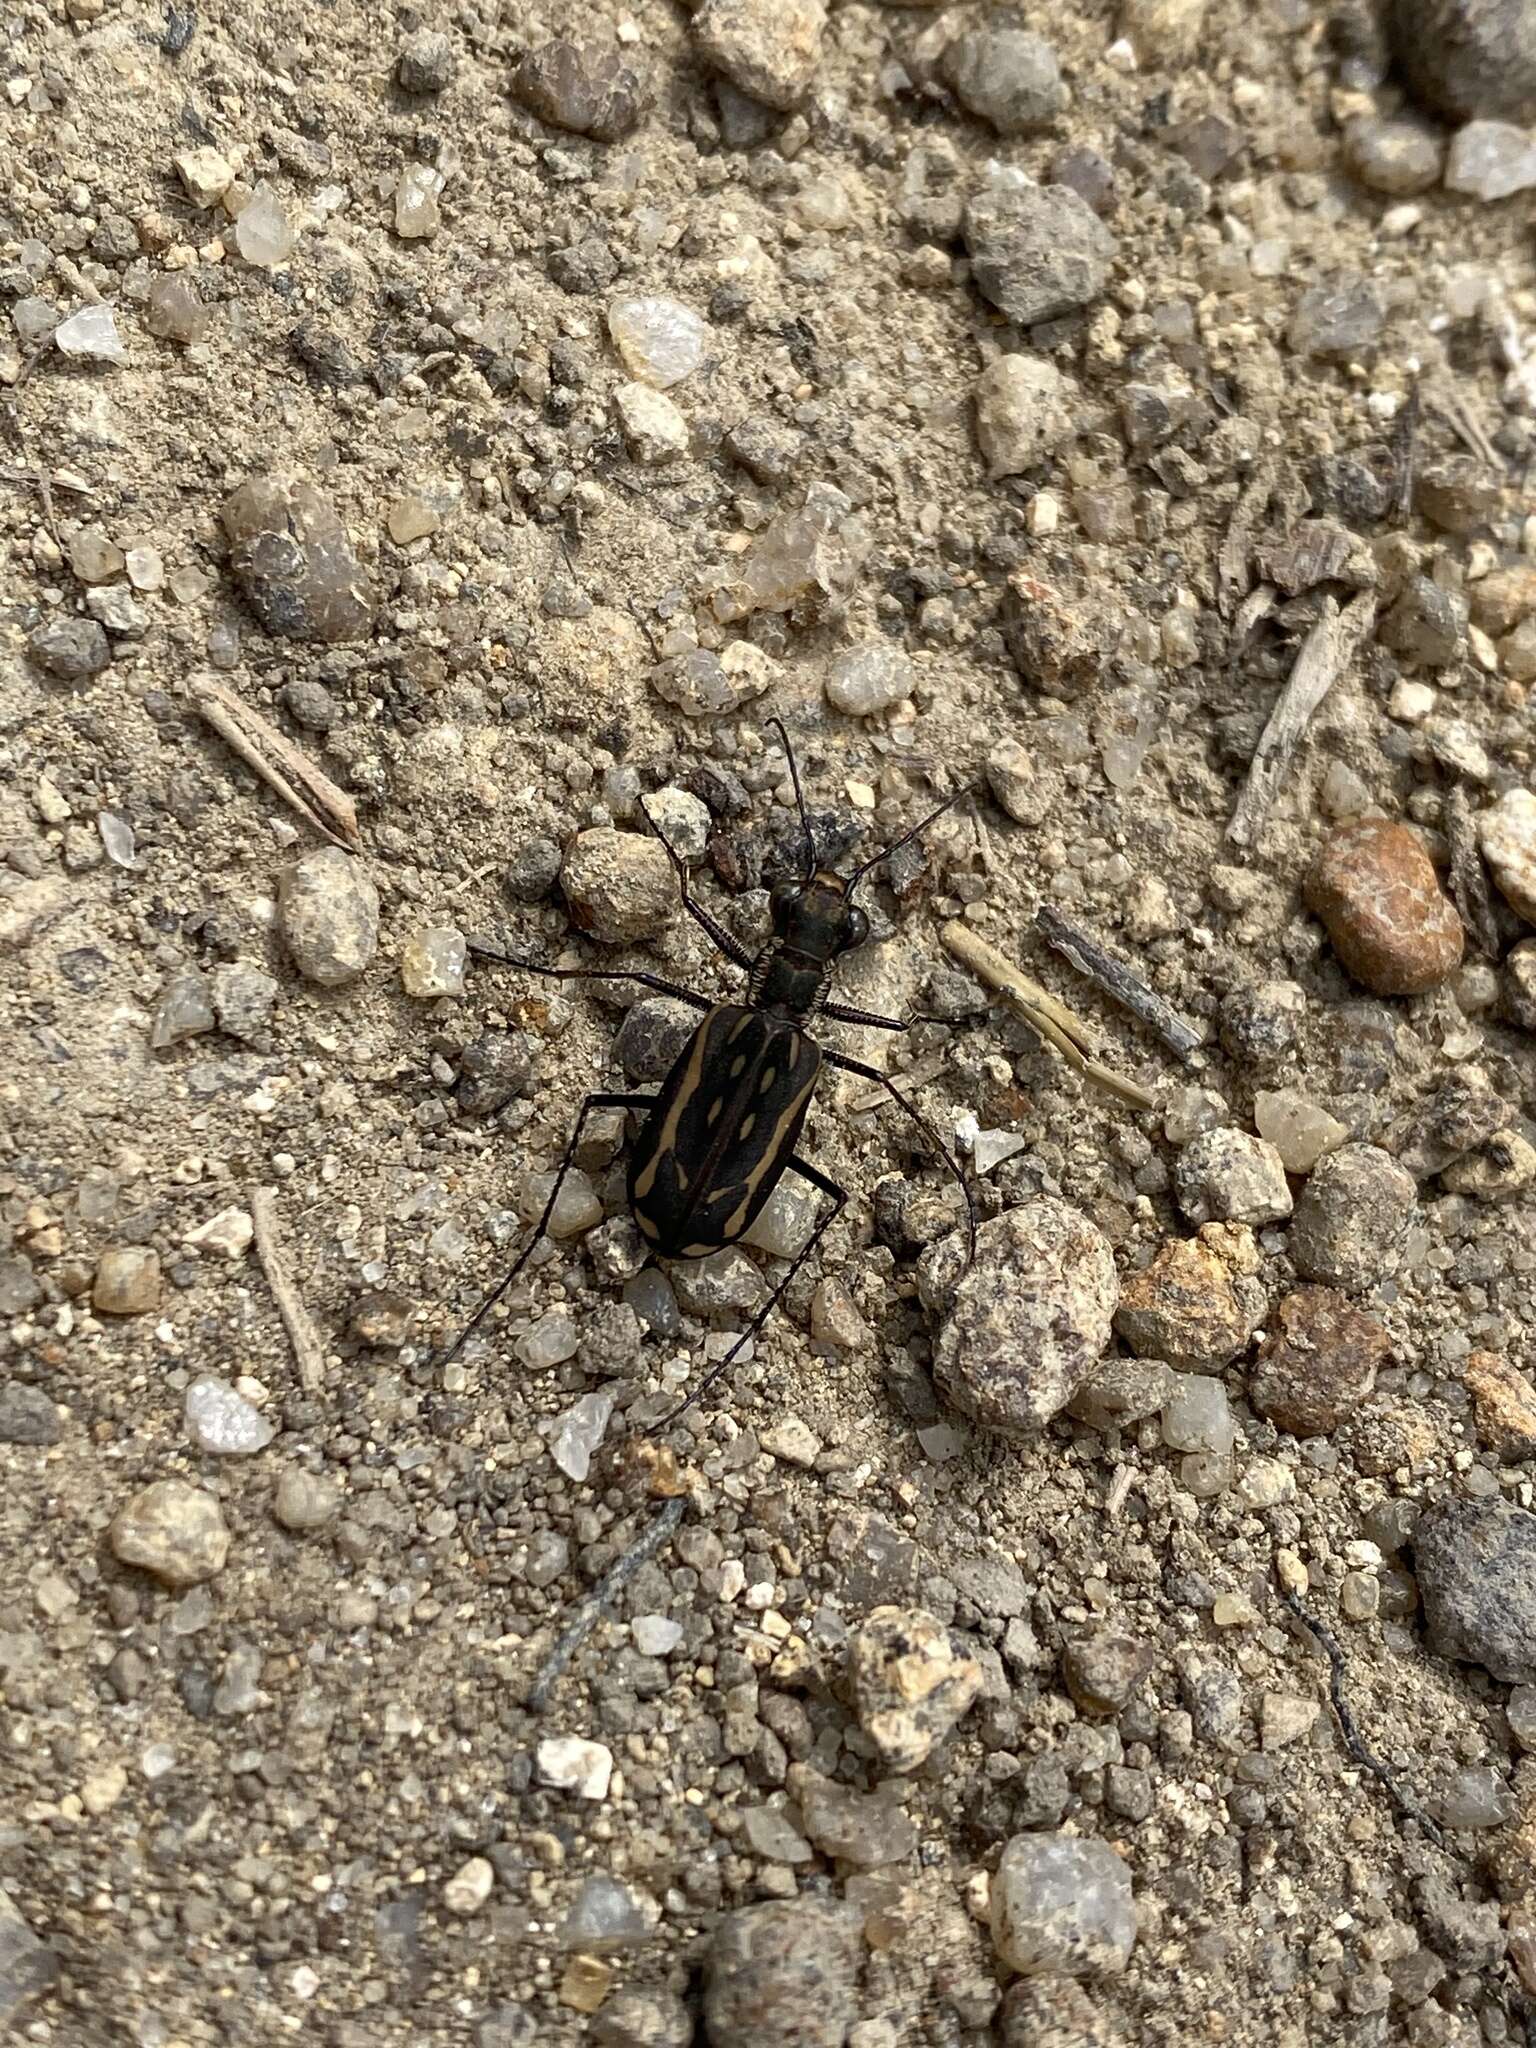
512, 38, 648, 141
973, 355, 1074, 479
941, 26, 1066, 134
703, 1897, 863, 2048
1388, 0, 1536, 122
278, 847, 380, 986
1343, 115, 1445, 195
221, 476, 374, 644
1450, 117, 1536, 197
397, 28, 455, 92
0, 1890, 58, 2027
691, 0, 825, 111
28, 616, 111, 680
990, 1832, 1136, 1977
963, 169, 1118, 326
562, 829, 675, 944
1414, 1500, 1536, 1682
1286, 275, 1384, 359
0, 1384, 60, 1446
1174, 1128, 1293, 1227
1288, 1143, 1416, 1291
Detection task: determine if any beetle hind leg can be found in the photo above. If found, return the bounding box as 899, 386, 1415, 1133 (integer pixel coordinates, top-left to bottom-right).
436, 1092, 650, 1371
648, 1157, 846, 1431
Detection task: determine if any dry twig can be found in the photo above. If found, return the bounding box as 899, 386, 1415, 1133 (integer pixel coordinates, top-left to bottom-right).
1035, 903, 1202, 1063
251, 1187, 328, 1392
189, 673, 361, 849
1227, 590, 1378, 850
527, 1497, 687, 1712
940, 922, 1156, 1112
1217, 452, 1279, 618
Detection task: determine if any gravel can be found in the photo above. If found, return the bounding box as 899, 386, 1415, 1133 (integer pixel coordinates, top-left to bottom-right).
989, 1833, 1137, 1978
1413, 1501, 1536, 1683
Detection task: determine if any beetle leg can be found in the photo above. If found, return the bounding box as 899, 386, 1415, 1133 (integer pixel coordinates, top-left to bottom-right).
650, 1157, 846, 1428
465, 937, 713, 1011
824, 1051, 977, 1263
638, 799, 757, 973
437, 1092, 651, 1370
821, 1000, 951, 1032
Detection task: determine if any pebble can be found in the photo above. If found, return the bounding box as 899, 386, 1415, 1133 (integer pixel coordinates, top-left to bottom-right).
234, 185, 296, 266
1343, 114, 1445, 194
211, 963, 278, 1041
652, 641, 776, 717
607, 297, 709, 388
1062, 1631, 1154, 1714
990, 1833, 1136, 1978
973, 355, 1074, 479
1388, 0, 1536, 122
1286, 273, 1384, 358
349, 1291, 416, 1348
549, 1389, 615, 1481
792, 1772, 916, 1866
443, 1857, 495, 1915
1380, 575, 1467, 667
562, 829, 676, 943
846, 1606, 983, 1772
27, 616, 111, 681
221, 476, 373, 644
1119, 0, 1208, 58
1067, 1354, 1173, 1429
987, 736, 1048, 826
930, 1198, 1118, 1435
559, 1874, 659, 1953
0, 1384, 60, 1446
1161, 1374, 1235, 1454
1436, 1763, 1515, 1830
1114, 1224, 1264, 1373
962, 168, 1119, 326
670, 1248, 764, 1318
825, 642, 913, 717
183, 1206, 253, 1258
400, 926, 466, 999
592, 1992, 692, 2048
1465, 1350, 1536, 1462
273, 1466, 340, 1530
644, 787, 711, 864
394, 166, 441, 240
940, 26, 1066, 134
616, 997, 697, 1081
1478, 787, 1536, 922
145, 274, 208, 344
691, 0, 825, 110
1509, 1686, 1536, 1753
632, 1614, 682, 1657
92, 1246, 162, 1314
396, 28, 455, 93
1444, 119, 1536, 198
1288, 1143, 1416, 1291
151, 967, 217, 1049
185, 1376, 276, 1456
1173, 1129, 1292, 1227
174, 145, 233, 206
703, 1899, 862, 2048
537, 1735, 614, 1800
1504, 938, 1536, 1031
713, 482, 865, 622
1414, 1500, 1536, 1683
1249, 1286, 1389, 1436
741, 1807, 814, 1865
1253, 1089, 1350, 1174
1218, 979, 1305, 1065
110, 1479, 230, 1587
54, 304, 128, 365
1303, 819, 1464, 995
1439, 1126, 1536, 1196
0, 1893, 57, 2025
511, 39, 647, 140
613, 382, 689, 463
1260, 1693, 1319, 1750
278, 847, 380, 986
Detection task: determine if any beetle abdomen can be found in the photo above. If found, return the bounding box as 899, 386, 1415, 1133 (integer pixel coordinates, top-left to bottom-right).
629, 1004, 821, 1260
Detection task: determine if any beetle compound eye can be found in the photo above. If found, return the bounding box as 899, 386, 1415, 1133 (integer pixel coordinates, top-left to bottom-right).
843, 906, 870, 949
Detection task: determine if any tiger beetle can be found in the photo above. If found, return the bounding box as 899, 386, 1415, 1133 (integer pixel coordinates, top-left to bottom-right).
446, 720, 977, 1425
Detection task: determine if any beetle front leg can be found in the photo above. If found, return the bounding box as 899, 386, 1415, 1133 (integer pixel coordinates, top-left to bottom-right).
437, 1092, 651, 1370
824, 1051, 977, 1262
650, 1157, 847, 1429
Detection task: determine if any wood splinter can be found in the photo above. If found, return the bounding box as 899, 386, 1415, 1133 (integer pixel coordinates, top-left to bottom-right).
189, 673, 361, 850
251, 1187, 328, 1393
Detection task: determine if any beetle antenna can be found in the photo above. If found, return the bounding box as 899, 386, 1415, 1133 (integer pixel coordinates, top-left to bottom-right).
846, 782, 977, 896
767, 716, 815, 879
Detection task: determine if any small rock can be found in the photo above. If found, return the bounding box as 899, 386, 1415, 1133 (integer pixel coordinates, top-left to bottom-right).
183, 1207, 254, 1259
973, 355, 1074, 479
1304, 818, 1464, 995
1479, 788, 1536, 922
632, 1615, 683, 1657
793, 1772, 916, 1866
513, 39, 647, 140
145, 274, 208, 344
1439, 1127, 1536, 1197
0, 1891, 58, 2026
652, 641, 777, 717
1286, 274, 1384, 359
210, 963, 279, 1041
1249, 1286, 1390, 1436
1253, 1089, 1350, 1174
54, 305, 128, 365
1444, 119, 1536, 198
549, 1388, 615, 1481
703, 1898, 863, 2048
1113, 1224, 1264, 1373
644, 787, 711, 864
1174, 1129, 1292, 1227
616, 997, 698, 1081
1388, 0, 1536, 122
1434, 1763, 1516, 1829
393, 166, 442, 240
558, 1874, 660, 1953
28, 616, 111, 680
1062, 1631, 1154, 1714
930, 1198, 1117, 1436
1470, 564, 1536, 635
444, 1857, 495, 1915
1414, 1501, 1536, 1683
1465, 1350, 1536, 1461
1414, 455, 1499, 533
1288, 1143, 1416, 1291
846, 1606, 983, 1773
1119, 0, 1208, 60
185, 1377, 276, 1456
1161, 1374, 1235, 1454
990, 1833, 1136, 1978
234, 185, 296, 266
713, 483, 866, 623
400, 926, 467, 999
964, 170, 1118, 326
1218, 980, 1306, 1065
741, 1807, 814, 1864
92, 1247, 161, 1315
151, 968, 217, 1049
825, 642, 913, 716
1380, 575, 1468, 667
607, 296, 710, 389
613, 382, 689, 463
940, 26, 1066, 134
592, 1991, 693, 2048
349, 1291, 415, 1348
273, 1466, 340, 1530
0, 1384, 60, 1446
1261, 1693, 1319, 1750
1067, 1354, 1174, 1430
221, 475, 373, 644
397, 28, 455, 92
278, 846, 380, 986
537, 1734, 615, 1800
561, 829, 675, 944
1343, 115, 1445, 195
110, 1479, 230, 1587
691, 0, 825, 111
174, 145, 234, 206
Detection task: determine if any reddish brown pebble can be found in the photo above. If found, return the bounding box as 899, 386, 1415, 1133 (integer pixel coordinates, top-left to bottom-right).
1249, 1285, 1390, 1437
1304, 818, 1464, 996
1465, 1350, 1536, 1463
1113, 1224, 1264, 1373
